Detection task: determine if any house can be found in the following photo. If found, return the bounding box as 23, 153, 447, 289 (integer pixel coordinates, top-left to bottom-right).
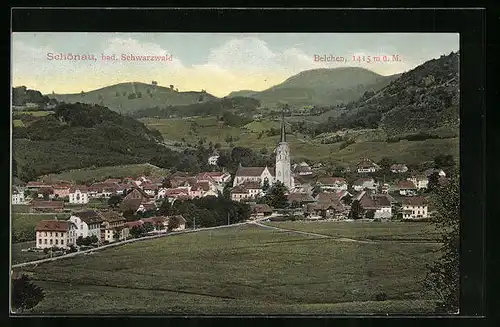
230, 185, 252, 202
408, 175, 429, 190
68, 210, 105, 241
424, 168, 446, 178
88, 183, 118, 198
249, 203, 273, 219
12, 187, 26, 205
401, 196, 428, 219
390, 164, 408, 173
140, 183, 159, 197
305, 203, 343, 220
136, 202, 157, 213
380, 183, 391, 194
397, 180, 418, 196
203, 189, 219, 198
100, 210, 127, 243
163, 188, 191, 203
119, 187, 154, 212
287, 192, 316, 208
68, 186, 89, 204
352, 178, 378, 192
356, 158, 380, 173
141, 216, 169, 231
197, 171, 231, 184
30, 200, 64, 213
35, 219, 76, 249
208, 153, 220, 166
241, 181, 262, 198
316, 176, 348, 192
355, 191, 392, 219
233, 166, 275, 187
292, 176, 315, 194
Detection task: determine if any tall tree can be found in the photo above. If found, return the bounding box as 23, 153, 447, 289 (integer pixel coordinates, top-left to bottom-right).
264, 181, 288, 209
423, 171, 459, 313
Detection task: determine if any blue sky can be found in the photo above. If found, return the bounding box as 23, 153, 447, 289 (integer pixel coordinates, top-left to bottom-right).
11, 33, 459, 97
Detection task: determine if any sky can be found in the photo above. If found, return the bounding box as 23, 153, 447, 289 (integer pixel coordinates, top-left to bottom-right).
11, 33, 459, 97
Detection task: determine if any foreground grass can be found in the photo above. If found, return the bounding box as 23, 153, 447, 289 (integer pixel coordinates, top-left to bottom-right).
265, 221, 442, 242
40, 163, 169, 183
14, 224, 441, 314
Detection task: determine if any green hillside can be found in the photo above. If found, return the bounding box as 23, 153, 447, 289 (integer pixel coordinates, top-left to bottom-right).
47, 82, 218, 114
228, 68, 401, 109
12, 102, 186, 181
315, 52, 459, 137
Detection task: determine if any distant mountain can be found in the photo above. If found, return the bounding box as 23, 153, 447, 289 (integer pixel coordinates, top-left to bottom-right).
46, 82, 218, 114
315, 52, 459, 137
227, 67, 401, 108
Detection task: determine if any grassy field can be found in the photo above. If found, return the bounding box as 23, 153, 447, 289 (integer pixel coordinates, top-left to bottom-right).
141, 116, 459, 165
40, 163, 169, 183
12, 241, 48, 265
14, 223, 441, 314
13, 119, 25, 127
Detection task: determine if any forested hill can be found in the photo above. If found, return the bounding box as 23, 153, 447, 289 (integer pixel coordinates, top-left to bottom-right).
12, 86, 58, 108
12, 102, 194, 181
227, 67, 401, 108
314, 52, 459, 137
46, 82, 218, 114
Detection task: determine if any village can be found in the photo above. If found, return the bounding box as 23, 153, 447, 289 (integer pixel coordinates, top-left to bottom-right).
11, 153, 450, 256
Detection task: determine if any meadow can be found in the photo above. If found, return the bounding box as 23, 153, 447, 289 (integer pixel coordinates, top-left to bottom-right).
14, 222, 442, 315
140, 117, 459, 165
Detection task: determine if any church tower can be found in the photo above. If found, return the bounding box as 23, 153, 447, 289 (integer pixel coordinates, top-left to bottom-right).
275, 110, 293, 189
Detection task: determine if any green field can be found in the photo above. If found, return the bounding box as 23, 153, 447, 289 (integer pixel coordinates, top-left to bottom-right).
40, 163, 169, 183
141, 117, 459, 165
13, 119, 25, 127
14, 223, 442, 314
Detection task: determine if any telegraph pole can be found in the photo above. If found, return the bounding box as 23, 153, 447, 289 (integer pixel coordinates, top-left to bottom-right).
193, 215, 196, 230
227, 212, 230, 225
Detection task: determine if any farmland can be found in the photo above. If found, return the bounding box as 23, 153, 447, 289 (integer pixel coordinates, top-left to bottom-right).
39, 163, 170, 183
140, 116, 459, 166
14, 222, 442, 314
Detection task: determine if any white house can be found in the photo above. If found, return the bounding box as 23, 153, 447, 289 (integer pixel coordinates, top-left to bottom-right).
402, 197, 428, 219
12, 188, 26, 205
68, 187, 89, 204
356, 191, 392, 219
35, 220, 77, 249
390, 164, 408, 173
67, 210, 105, 241
356, 159, 380, 173
408, 175, 429, 190
208, 154, 220, 166
316, 177, 348, 192
397, 180, 418, 196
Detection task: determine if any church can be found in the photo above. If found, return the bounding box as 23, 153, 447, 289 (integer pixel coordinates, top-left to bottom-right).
233, 111, 295, 190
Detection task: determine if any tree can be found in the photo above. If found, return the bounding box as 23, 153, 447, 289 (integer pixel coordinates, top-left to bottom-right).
170, 85, 174, 90
349, 200, 362, 219
76, 236, 84, 246
378, 157, 394, 170
130, 225, 145, 238
90, 235, 99, 244
152, 81, 158, 86
113, 228, 121, 241
264, 181, 288, 209
365, 210, 375, 219
11, 274, 45, 313
107, 195, 122, 208
260, 147, 268, 155
434, 154, 455, 168
423, 172, 459, 313
427, 172, 441, 192
167, 217, 179, 231
262, 178, 270, 192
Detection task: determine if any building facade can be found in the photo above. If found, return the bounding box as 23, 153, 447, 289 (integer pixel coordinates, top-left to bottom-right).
275, 110, 294, 190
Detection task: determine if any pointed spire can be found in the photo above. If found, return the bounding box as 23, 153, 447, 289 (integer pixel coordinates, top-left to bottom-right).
280, 108, 286, 142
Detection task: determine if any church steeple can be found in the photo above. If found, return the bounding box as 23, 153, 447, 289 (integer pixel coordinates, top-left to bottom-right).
280, 109, 286, 142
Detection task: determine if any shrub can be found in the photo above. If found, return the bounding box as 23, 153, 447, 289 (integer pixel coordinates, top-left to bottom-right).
374, 292, 388, 301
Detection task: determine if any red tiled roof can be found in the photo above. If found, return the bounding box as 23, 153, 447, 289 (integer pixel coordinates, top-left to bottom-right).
69, 186, 89, 193
353, 178, 375, 186
104, 179, 122, 184
36, 220, 70, 232
288, 192, 315, 203
231, 185, 248, 194
27, 181, 48, 187
124, 220, 143, 229
397, 180, 417, 189
235, 166, 266, 177
241, 181, 261, 190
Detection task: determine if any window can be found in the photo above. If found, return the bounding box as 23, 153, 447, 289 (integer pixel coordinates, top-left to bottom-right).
44, 239, 47, 244
55, 239, 58, 245
80, 224, 83, 229
44, 232, 47, 237
50, 239, 53, 245
61, 240, 64, 245
39, 239, 42, 244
